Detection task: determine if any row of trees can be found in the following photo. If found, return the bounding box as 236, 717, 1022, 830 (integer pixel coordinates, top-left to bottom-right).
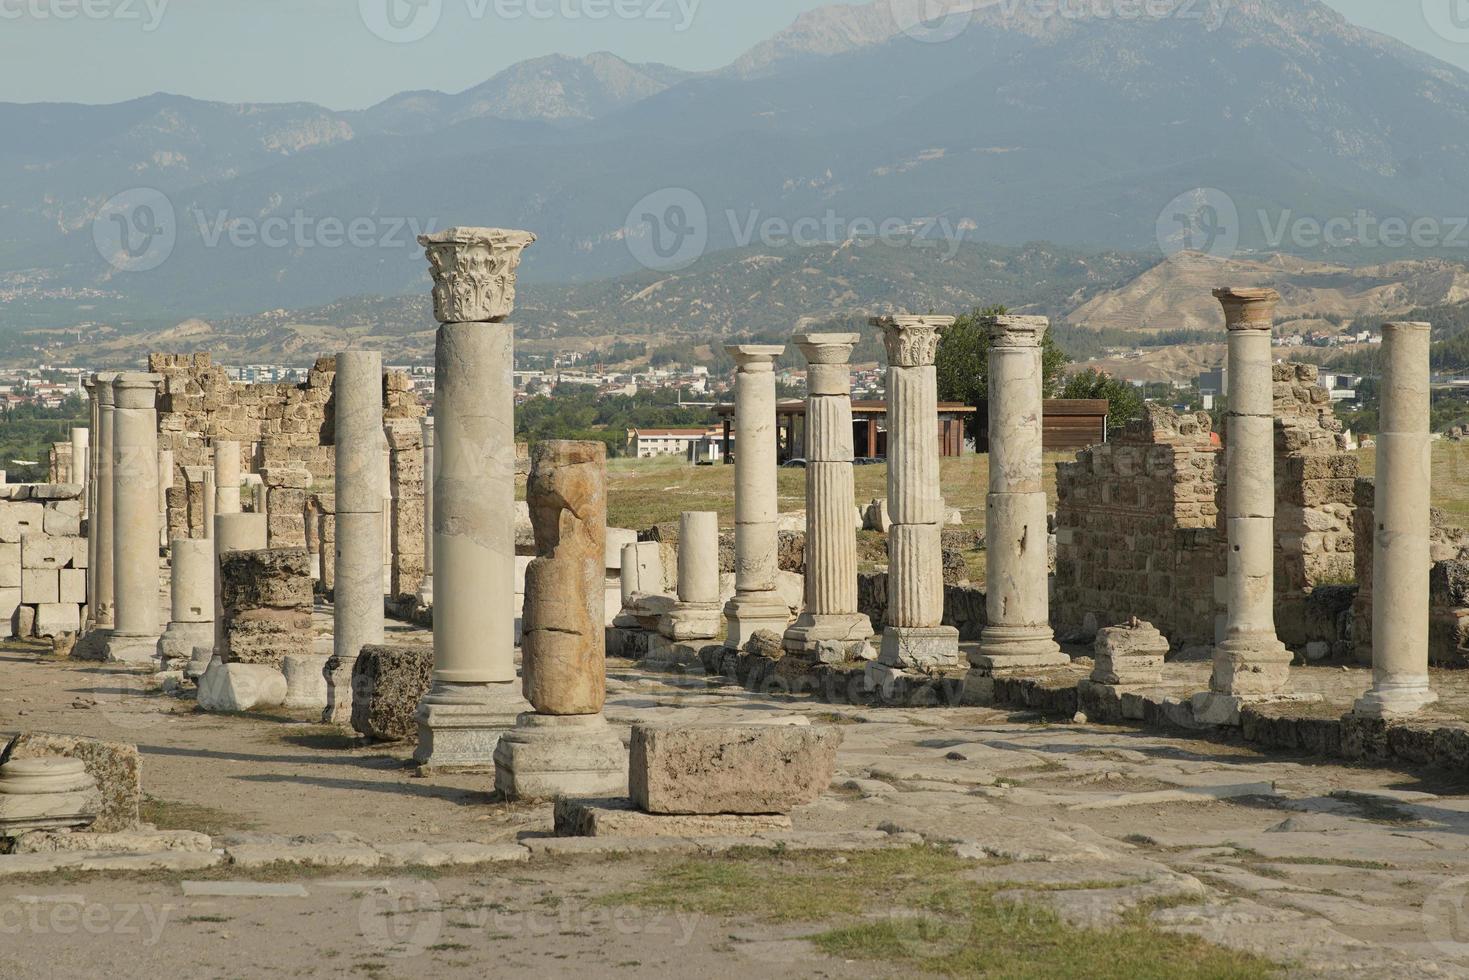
0, 395, 88, 482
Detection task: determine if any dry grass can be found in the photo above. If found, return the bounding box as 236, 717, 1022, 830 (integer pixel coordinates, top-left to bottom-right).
1356, 439, 1469, 523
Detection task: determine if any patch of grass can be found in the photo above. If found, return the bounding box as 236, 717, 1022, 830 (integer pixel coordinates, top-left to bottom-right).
181, 914, 230, 924
1261, 856, 1397, 871
810, 712, 865, 726
140, 795, 253, 836
603, 845, 1277, 977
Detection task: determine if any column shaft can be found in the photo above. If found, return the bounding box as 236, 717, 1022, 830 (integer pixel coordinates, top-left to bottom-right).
105, 373, 163, 662
94, 376, 117, 629
330, 351, 384, 697
419, 418, 435, 602
214, 440, 242, 515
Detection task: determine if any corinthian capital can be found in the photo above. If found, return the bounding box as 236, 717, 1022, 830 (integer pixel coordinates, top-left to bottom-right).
872, 314, 953, 368
419, 227, 537, 324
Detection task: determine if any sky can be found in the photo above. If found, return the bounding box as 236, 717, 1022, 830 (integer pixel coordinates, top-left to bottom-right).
0, 0, 1464, 109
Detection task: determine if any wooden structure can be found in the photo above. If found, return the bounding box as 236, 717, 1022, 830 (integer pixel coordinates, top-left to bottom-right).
714, 400, 975, 464
974, 399, 1110, 453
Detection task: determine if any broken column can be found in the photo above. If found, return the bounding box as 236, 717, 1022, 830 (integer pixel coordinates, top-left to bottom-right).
494, 441, 626, 800
325, 350, 385, 724
103, 372, 163, 663
201, 470, 216, 540
973, 315, 1067, 673
784, 332, 871, 659
70, 427, 89, 512
1208, 288, 1293, 702
1355, 322, 1439, 718
214, 440, 242, 515
157, 537, 214, 670
651, 511, 722, 662
192, 511, 268, 680
414, 227, 536, 771
723, 344, 791, 648
872, 315, 959, 673
418, 417, 435, 605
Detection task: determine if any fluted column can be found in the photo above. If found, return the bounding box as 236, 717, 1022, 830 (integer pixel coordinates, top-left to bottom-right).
973, 315, 1067, 672
414, 226, 535, 772
1211, 287, 1292, 698
418, 417, 435, 605
92, 374, 117, 632
103, 373, 163, 663
324, 350, 385, 724
784, 332, 871, 658
723, 344, 791, 648
1355, 322, 1438, 718
874, 315, 960, 670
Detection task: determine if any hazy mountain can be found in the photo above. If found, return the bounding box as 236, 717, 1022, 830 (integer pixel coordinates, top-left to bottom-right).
6, 0, 1469, 325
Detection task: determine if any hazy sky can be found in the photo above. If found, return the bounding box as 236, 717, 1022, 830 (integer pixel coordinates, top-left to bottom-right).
0, 0, 1463, 109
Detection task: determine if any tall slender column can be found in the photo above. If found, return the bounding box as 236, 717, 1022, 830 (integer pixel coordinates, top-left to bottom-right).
784, 332, 871, 659
82, 380, 98, 626
214, 440, 241, 515
93, 374, 117, 631
972, 316, 1067, 672
70, 427, 89, 499
325, 350, 385, 724
201, 471, 216, 541
103, 373, 163, 663
873, 315, 959, 671
1355, 322, 1438, 717
414, 227, 535, 771
723, 344, 791, 648
157, 450, 174, 549
1210, 287, 1292, 698
158, 537, 214, 670
418, 417, 435, 605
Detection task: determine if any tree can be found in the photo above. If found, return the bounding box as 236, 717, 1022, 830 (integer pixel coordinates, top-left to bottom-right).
1059, 368, 1146, 431
935, 305, 1070, 438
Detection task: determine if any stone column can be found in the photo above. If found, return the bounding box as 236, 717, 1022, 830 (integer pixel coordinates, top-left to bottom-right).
872, 315, 959, 672
723, 344, 791, 648
619, 542, 664, 610
414, 227, 536, 771
495, 441, 626, 799
653, 511, 723, 662
1209, 287, 1292, 700
418, 417, 435, 605
1355, 322, 1438, 718
103, 372, 164, 663
973, 315, 1067, 672
193, 512, 268, 680
70, 427, 89, 504
93, 374, 117, 631
325, 350, 385, 724
158, 537, 214, 670
158, 450, 174, 549
82, 380, 98, 624
784, 332, 871, 659
214, 440, 241, 516
201, 471, 216, 540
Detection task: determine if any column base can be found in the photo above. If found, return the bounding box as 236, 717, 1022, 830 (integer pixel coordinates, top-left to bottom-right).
493, 713, 628, 802
1210, 634, 1293, 697
723, 592, 791, 649
1353, 680, 1439, 719
782, 613, 874, 661
321, 655, 358, 725
660, 603, 722, 642
186, 644, 217, 681
157, 621, 213, 670
970, 625, 1069, 673
103, 632, 162, 666
879, 626, 960, 670
282, 653, 331, 710
414, 681, 528, 773
643, 633, 713, 668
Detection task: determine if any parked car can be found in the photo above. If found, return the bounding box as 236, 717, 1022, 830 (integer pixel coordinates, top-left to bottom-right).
780, 458, 807, 468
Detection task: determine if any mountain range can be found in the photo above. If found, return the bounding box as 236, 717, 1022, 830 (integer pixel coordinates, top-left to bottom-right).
6, 0, 1469, 330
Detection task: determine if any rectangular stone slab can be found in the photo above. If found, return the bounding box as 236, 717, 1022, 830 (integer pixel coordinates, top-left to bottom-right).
555, 798, 792, 837
629, 723, 841, 815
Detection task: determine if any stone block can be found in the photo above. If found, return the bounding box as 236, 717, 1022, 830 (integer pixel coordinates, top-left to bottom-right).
197, 662, 288, 713
20, 569, 58, 604
0, 588, 18, 626
34, 604, 79, 637
0, 733, 141, 833
57, 568, 86, 604
0, 503, 44, 543
42, 507, 80, 537
554, 798, 792, 838
349, 645, 433, 742
1091, 620, 1168, 686
629, 723, 842, 815
0, 543, 19, 588
13, 604, 36, 638
21, 535, 72, 569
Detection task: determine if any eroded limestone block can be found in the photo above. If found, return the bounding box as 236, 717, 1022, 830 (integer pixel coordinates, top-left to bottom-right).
1091, 620, 1169, 686
197, 662, 288, 713
0, 758, 100, 838
0, 733, 140, 833
629, 723, 842, 815
554, 798, 791, 838
219, 548, 312, 668
350, 645, 433, 742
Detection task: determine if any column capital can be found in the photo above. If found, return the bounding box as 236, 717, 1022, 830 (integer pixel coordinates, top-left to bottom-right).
1213, 287, 1280, 331
725, 345, 785, 372
872, 314, 954, 368
111, 372, 160, 409
1382, 320, 1432, 338
419, 227, 537, 324
421, 416, 435, 447
793, 332, 859, 366
983, 314, 1050, 348
94, 372, 118, 406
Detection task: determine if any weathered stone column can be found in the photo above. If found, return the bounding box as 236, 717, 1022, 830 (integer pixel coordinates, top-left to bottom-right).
784, 332, 871, 659
201, 471, 216, 540
325, 350, 385, 724
93, 373, 117, 631
651, 511, 722, 663
158, 537, 214, 669
873, 315, 959, 671
414, 227, 535, 771
973, 315, 1067, 673
214, 440, 242, 516
495, 441, 626, 799
723, 344, 791, 648
103, 373, 164, 663
82, 380, 99, 624
1355, 322, 1438, 718
193, 512, 268, 680
70, 427, 89, 508
1209, 287, 1292, 699
158, 449, 174, 549
418, 417, 435, 605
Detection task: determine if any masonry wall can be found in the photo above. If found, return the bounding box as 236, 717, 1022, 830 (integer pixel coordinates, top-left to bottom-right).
0, 484, 88, 639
